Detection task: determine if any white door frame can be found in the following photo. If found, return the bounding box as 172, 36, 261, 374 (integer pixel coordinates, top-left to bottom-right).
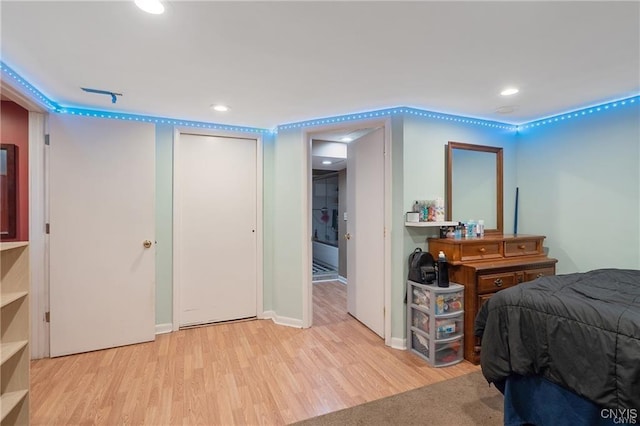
303, 118, 392, 346
1, 79, 50, 359
172, 128, 264, 331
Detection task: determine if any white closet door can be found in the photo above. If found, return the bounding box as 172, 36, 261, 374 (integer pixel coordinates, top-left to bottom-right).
346, 127, 385, 337
176, 134, 257, 327
49, 115, 156, 357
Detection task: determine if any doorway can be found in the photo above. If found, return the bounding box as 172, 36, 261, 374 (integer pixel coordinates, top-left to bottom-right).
311, 144, 345, 282
306, 122, 391, 342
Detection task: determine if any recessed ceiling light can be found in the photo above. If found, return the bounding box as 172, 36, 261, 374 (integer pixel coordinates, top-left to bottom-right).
501, 87, 519, 96
340, 137, 353, 142
211, 104, 230, 112
135, 0, 164, 14
322, 160, 332, 165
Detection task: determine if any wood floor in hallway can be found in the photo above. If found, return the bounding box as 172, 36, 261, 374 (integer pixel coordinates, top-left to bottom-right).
30, 281, 479, 425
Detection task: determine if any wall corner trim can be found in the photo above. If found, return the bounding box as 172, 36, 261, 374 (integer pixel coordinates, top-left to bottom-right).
390, 337, 407, 350
261, 311, 304, 329
155, 323, 173, 335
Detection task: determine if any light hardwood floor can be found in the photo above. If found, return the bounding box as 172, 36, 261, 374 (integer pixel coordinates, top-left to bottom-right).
31, 281, 479, 425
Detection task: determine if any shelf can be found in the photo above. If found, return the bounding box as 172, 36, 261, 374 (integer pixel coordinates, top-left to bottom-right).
0, 389, 28, 422
433, 310, 464, 319
411, 326, 430, 339
434, 334, 463, 344
0, 242, 29, 252
1, 340, 28, 366
0, 291, 28, 309
405, 221, 458, 227
410, 303, 430, 314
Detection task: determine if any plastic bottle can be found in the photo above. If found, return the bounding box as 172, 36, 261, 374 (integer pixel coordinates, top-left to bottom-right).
467, 220, 476, 238
477, 220, 485, 237
437, 251, 450, 288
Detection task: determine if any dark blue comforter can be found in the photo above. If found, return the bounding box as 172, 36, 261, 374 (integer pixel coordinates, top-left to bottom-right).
479, 269, 640, 410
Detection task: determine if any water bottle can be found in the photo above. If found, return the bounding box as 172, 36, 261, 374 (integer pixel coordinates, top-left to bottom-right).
437, 251, 450, 288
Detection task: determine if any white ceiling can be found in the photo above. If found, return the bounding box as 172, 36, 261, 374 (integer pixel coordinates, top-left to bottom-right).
1, 1, 638, 130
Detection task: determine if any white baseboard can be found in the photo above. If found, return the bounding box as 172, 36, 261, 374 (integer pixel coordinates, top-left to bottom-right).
338, 275, 347, 285
390, 336, 407, 350
261, 310, 304, 328
155, 323, 173, 335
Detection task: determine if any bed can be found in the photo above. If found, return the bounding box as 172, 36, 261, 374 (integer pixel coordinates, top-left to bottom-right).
477, 268, 640, 426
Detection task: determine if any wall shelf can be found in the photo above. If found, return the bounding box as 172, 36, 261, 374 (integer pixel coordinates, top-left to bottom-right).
0, 390, 29, 423
0, 341, 28, 366
1, 242, 30, 426
405, 221, 458, 227
0, 291, 28, 309
0, 242, 29, 252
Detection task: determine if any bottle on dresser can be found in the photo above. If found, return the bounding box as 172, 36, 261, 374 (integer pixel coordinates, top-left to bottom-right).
437, 251, 450, 287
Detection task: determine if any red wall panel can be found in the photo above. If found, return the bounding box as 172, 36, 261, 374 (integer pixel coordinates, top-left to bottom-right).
1, 101, 29, 241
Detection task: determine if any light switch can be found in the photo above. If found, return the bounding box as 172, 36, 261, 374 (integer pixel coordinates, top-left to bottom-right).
343, 212, 348, 221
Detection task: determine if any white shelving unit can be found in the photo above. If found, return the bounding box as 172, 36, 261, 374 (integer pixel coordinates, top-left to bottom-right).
404, 221, 458, 227
1, 242, 30, 425
407, 281, 464, 367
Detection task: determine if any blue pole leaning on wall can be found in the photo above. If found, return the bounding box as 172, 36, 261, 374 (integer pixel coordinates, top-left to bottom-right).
514, 187, 519, 235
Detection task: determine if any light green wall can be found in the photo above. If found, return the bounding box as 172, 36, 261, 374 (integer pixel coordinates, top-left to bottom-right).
151, 105, 639, 341
389, 115, 406, 342
515, 104, 640, 272
262, 132, 276, 312
270, 128, 306, 320
155, 124, 173, 325
398, 114, 517, 339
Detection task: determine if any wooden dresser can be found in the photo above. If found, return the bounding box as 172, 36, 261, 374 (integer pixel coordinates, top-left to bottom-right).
428, 234, 557, 364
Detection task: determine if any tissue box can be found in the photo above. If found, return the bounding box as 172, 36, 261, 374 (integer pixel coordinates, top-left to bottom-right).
406, 212, 420, 222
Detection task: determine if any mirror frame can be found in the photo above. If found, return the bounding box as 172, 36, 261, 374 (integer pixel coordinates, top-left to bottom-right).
0, 143, 18, 240
446, 141, 503, 235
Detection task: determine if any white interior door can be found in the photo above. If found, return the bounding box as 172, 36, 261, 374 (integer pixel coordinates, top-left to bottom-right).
176, 134, 257, 327
49, 115, 155, 357
346, 127, 385, 337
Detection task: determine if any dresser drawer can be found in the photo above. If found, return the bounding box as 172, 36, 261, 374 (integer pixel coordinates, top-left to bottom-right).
460, 241, 502, 262
477, 272, 518, 293
523, 266, 555, 282
504, 238, 542, 257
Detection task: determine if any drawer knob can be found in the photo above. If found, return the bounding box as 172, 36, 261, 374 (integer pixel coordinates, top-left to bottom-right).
518, 244, 526, 249
478, 247, 486, 253
494, 278, 503, 287
474, 346, 481, 354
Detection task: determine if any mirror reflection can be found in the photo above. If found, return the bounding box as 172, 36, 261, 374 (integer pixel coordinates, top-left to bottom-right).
446, 142, 503, 234
312, 173, 339, 246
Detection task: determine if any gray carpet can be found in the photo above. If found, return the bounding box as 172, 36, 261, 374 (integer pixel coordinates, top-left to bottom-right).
291, 371, 503, 426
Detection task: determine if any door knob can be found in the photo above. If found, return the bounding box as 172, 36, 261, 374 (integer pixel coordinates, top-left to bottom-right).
344, 233, 351, 240
143, 240, 153, 249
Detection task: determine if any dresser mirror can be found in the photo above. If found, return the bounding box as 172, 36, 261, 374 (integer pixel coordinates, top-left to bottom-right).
446, 142, 503, 235
0, 144, 18, 240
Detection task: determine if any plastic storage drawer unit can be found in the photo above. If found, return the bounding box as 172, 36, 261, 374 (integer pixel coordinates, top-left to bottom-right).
407, 281, 464, 367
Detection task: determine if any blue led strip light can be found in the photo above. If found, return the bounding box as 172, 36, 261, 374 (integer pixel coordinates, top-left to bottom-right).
58, 107, 270, 134
278, 107, 517, 132
3, 60, 636, 133
518, 95, 640, 130
1, 60, 268, 134
403, 107, 517, 130
0, 61, 61, 111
